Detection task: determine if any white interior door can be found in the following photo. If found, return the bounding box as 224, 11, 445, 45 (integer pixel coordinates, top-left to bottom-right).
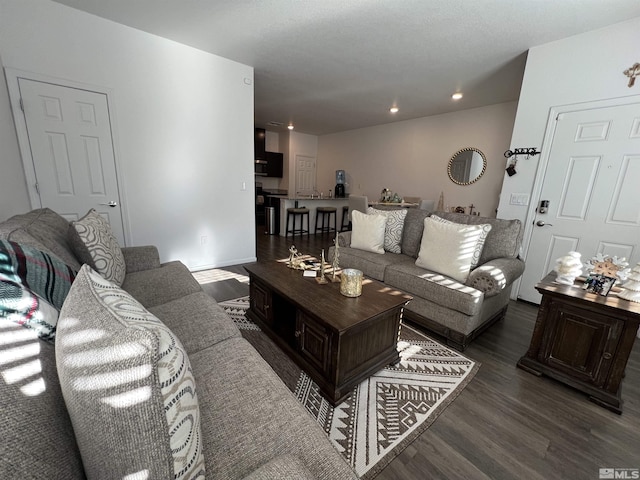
518, 101, 640, 303
16, 78, 125, 244
295, 154, 316, 196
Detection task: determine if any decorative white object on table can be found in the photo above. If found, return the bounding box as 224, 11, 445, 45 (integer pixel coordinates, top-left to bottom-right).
617, 262, 640, 303
554, 251, 583, 285
583, 253, 630, 280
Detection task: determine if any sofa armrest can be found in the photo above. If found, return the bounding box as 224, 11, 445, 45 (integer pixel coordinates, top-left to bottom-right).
121, 246, 161, 273
466, 257, 525, 297
337, 231, 351, 247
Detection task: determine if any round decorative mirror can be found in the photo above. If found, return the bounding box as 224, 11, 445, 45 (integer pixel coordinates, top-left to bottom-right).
448, 147, 487, 185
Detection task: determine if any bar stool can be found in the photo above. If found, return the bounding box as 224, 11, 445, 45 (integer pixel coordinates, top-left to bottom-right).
315, 206, 337, 235
285, 207, 310, 237
340, 205, 350, 231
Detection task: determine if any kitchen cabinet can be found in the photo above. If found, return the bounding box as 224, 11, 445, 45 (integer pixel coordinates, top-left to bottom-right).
254, 128, 266, 161
254, 128, 282, 177
266, 151, 283, 177
517, 272, 640, 414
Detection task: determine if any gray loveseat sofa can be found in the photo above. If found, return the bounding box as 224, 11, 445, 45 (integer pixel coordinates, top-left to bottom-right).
329, 209, 525, 350
0, 208, 356, 480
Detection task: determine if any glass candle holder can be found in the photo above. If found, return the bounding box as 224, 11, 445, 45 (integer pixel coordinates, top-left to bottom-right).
340, 269, 363, 297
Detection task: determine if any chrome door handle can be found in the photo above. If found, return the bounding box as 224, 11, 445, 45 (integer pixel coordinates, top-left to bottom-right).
99, 201, 118, 208
535, 220, 553, 227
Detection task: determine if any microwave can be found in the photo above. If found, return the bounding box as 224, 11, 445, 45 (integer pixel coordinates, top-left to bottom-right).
255, 159, 268, 176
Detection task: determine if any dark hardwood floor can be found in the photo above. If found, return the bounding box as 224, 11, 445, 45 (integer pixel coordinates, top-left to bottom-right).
195, 227, 640, 480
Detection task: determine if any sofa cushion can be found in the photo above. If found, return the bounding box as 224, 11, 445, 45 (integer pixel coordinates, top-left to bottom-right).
367, 207, 407, 254
350, 210, 386, 254
0, 208, 82, 270
416, 217, 486, 283
334, 247, 402, 281
149, 291, 241, 355
400, 208, 431, 258
121, 260, 203, 308
0, 324, 85, 479
433, 212, 522, 264
121, 245, 162, 273
191, 336, 356, 480
56, 265, 205, 480
385, 261, 484, 317
70, 209, 126, 286
0, 279, 59, 342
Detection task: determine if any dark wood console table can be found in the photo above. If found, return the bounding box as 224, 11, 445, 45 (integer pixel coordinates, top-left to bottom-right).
244, 261, 411, 405
517, 272, 640, 413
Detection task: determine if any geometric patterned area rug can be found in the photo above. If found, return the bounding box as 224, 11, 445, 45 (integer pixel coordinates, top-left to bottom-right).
219, 297, 480, 479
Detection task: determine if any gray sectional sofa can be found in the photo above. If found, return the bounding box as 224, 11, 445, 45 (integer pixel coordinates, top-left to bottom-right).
0, 208, 356, 480
329, 209, 525, 350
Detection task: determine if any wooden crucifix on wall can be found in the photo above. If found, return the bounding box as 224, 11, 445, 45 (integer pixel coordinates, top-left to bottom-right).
623, 62, 640, 87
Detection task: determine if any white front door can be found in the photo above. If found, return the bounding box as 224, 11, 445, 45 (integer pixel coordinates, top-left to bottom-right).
295, 154, 316, 196
16, 78, 125, 244
518, 101, 640, 303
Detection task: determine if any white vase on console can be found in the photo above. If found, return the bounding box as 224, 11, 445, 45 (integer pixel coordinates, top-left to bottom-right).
554, 251, 583, 285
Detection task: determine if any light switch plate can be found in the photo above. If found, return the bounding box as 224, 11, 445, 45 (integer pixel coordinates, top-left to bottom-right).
509, 193, 530, 206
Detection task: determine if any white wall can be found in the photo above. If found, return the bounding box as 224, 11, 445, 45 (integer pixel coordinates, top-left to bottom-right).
0, 0, 256, 270
317, 102, 517, 217
497, 17, 640, 225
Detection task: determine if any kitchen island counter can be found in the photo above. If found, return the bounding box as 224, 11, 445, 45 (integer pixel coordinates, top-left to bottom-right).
278, 198, 349, 236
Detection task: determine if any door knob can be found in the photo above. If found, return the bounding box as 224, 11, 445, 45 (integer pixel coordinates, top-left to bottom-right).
99, 201, 118, 207
535, 220, 553, 227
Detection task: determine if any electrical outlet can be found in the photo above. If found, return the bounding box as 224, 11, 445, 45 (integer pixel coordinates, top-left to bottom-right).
200, 236, 208, 245
241, 182, 246, 191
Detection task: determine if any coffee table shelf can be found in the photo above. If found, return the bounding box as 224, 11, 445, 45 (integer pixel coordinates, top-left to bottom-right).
244, 262, 411, 405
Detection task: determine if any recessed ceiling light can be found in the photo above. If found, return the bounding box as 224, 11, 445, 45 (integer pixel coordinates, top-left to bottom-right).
389, 106, 399, 114
287, 124, 294, 130
451, 93, 463, 100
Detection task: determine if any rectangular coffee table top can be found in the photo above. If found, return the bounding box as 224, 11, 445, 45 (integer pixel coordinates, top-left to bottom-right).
244, 261, 411, 332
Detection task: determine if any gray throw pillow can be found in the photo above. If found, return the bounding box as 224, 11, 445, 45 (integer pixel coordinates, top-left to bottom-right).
56, 265, 205, 480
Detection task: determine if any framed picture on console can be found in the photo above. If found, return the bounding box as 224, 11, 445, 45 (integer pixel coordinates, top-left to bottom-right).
582, 273, 616, 296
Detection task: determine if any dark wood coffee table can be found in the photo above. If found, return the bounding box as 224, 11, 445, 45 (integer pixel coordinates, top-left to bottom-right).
244, 261, 411, 405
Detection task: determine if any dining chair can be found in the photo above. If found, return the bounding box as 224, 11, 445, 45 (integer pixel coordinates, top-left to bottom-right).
403, 196, 421, 204
348, 195, 368, 222
419, 199, 436, 211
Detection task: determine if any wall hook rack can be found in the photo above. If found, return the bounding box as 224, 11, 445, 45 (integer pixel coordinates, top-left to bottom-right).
504, 147, 540, 158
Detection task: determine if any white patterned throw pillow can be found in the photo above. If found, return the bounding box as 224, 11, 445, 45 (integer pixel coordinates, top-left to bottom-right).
415, 217, 486, 283
71, 209, 126, 286
429, 215, 491, 268
367, 207, 408, 254
56, 265, 205, 480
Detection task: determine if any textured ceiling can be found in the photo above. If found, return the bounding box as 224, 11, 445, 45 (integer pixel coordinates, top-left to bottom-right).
52, 0, 640, 135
